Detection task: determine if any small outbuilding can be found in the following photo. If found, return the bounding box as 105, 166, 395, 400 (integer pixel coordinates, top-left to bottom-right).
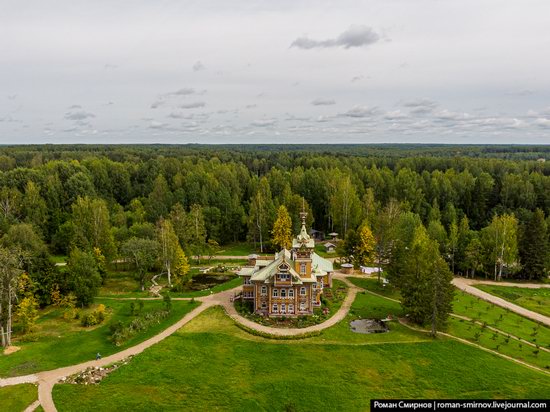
324, 242, 337, 253
360, 266, 383, 275
341, 263, 354, 274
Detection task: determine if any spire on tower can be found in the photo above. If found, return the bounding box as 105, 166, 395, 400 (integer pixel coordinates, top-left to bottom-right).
299, 197, 307, 226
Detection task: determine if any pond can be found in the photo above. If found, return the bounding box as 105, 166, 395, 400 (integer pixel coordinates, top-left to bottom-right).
349, 319, 389, 334
187, 272, 237, 291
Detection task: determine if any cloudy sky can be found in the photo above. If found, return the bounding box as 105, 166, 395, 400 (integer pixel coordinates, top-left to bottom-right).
1, 0, 550, 144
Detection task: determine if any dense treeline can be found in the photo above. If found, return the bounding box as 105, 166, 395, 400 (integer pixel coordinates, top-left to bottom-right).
1, 144, 550, 343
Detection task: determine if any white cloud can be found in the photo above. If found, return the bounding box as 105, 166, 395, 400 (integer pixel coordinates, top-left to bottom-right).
251, 119, 276, 127
341, 105, 379, 118
192, 61, 205, 71
178, 101, 206, 109
291, 25, 381, 50
311, 98, 336, 106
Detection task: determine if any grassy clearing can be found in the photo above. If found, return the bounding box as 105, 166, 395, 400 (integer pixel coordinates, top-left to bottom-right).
347, 276, 402, 300
53, 307, 550, 411
476, 285, 550, 317
0, 384, 37, 412
349, 276, 550, 369
98, 269, 241, 299
0, 299, 199, 377
215, 242, 255, 256
452, 290, 550, 349
314, 243, 336, 258
311, 289, 429, 345
49, 255, 68, 264
447, 317, 550, 370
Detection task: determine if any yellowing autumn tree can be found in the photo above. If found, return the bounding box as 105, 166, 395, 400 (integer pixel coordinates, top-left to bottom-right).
356, 221, 376, 266
172, 246, 191, 292
271, 205, 293, 250
16, 296, 38, 334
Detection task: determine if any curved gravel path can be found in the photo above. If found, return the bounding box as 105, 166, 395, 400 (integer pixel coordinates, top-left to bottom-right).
452, 277, 550, 327
0, 272, 358, 411
221, 274, 359, 336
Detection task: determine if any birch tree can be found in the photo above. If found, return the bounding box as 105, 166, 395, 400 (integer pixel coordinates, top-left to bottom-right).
156, 218, 179, 286
481, 214, 519, 281
0, 247, 23, 347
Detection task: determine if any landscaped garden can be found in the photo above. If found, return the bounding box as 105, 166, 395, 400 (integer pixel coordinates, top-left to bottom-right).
52, 306, 550, 412
475, 285, 550, 317
98, 266, 241, 299
348, 276, 550, 371
233, 279, 348, 328
0, 298, 199, 377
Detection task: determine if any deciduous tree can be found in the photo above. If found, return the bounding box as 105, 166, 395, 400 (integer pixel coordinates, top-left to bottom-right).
272, 205, 293, 250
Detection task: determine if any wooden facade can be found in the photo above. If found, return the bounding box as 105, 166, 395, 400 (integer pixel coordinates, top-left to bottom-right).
238, 212, 333, 317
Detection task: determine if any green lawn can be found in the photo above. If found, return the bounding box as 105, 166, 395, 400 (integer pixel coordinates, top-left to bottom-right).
447, 316, 550, 370
349, 276, 550, 370
0, 384, 37, 412
476, 285, 550, 317
216, 242, 255, 256
311, 288, 429, 345
452, 290, 550, 349
49, 255, 68, 264
0, 299, 200, 377
98, 269, 241, 299
347, 277, 402, 301
53, 307, 550, 411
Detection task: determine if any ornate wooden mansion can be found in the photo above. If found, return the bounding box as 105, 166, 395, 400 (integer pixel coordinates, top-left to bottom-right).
238, 211, 334, 317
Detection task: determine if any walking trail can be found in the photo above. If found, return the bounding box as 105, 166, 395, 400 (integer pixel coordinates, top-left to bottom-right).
3, 273, 549, 411
0, 273, 358, 412
452, 277, 550, 327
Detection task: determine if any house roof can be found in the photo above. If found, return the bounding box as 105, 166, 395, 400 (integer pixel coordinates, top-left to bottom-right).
324, 242, 336, 248
241, 249, 333, 284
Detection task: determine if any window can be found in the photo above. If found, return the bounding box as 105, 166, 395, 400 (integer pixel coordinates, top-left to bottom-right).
299, 302, 306, 311
272, 304, 278, 312
312, 283, 316, 290
272, 289, 278, 298
244, 277, 251, 285
300, 263, 307, 274
261, 286, 267, 296
261, 302, 267, 309
289, 289, 294, 298
281, 289, 286, 298
288, 304, 294, 313
300, 287, 306, 296
281, 304, 286, 314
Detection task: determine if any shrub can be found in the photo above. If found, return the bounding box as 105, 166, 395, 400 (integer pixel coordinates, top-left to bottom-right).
81, 304, 107, 327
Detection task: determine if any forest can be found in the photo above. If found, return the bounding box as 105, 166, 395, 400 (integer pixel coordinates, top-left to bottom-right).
1, 144, 550, 345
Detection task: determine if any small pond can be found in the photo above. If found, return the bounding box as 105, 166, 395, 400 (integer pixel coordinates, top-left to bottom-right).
187, 273, 237, 291
349, 319, 389, 334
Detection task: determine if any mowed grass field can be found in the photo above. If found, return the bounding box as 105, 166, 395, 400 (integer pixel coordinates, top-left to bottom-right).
476, 285, 550, 317
0, 299, 199, 377
53, 293, 550, 411
349, 276, 550, 370
0, 384, 38, 412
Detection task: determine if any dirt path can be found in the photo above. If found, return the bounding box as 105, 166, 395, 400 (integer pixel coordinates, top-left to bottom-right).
220, 273, 359, 336
0, 272, 359, 412
7, 272, 548, 411
457, 278, 550, 289
452, 277, 550, 326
